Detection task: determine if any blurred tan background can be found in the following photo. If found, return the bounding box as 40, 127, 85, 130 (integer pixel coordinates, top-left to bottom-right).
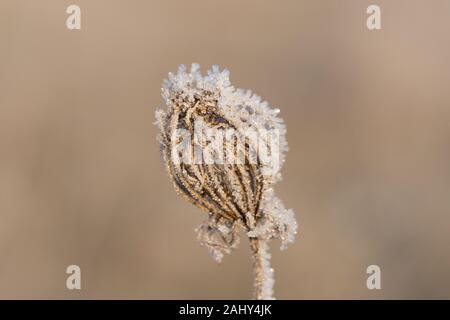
1, 0, 450, 299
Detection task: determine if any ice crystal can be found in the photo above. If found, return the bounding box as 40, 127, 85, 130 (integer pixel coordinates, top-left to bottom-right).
195, 213, 240, 263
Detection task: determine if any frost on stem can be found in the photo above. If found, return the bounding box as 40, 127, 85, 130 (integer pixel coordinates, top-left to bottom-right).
156, 63, 298, 299
250, 238, 275, 300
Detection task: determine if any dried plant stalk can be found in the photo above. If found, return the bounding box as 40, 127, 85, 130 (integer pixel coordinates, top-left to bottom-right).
155, 64, 297, 299
250, 238, 274, 299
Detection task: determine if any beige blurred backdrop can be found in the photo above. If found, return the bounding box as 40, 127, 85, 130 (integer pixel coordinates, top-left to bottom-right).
1, 0, 450, 299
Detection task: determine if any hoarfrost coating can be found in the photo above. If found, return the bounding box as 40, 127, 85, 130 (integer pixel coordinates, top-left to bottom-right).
155, 64, 298, 299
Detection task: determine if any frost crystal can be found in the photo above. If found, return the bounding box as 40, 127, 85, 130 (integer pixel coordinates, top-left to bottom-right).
196, 213, 240, 263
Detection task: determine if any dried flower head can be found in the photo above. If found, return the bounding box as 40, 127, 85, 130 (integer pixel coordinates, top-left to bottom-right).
155, 63, 297, 299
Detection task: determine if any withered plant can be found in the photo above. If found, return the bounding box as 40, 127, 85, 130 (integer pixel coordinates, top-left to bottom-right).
155, 64, 297, 299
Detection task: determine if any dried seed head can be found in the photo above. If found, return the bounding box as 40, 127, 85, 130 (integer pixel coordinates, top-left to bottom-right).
156, 64, 297, 262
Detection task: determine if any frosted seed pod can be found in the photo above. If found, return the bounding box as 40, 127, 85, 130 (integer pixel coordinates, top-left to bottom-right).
155, 64, 297, 300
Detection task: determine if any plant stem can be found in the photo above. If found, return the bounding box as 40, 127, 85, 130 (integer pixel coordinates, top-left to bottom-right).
249, 238, 274, 300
